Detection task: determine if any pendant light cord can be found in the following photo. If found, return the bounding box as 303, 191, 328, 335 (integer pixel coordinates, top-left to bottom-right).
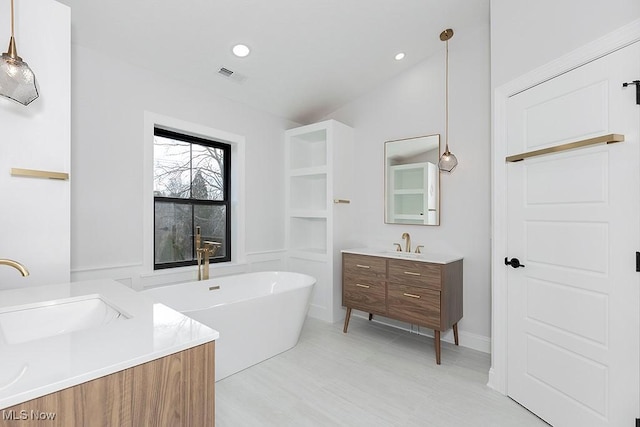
10, 0, 14, 37
445, 38, 449, 153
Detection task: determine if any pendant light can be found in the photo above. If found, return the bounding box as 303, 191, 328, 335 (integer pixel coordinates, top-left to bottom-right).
0, 0, 38, 106
438, 28, 458, 173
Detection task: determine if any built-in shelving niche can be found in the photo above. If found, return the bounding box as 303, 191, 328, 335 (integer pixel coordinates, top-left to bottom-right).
285, 120, 353, 323
289, 173, 327, 212
289, 129, 327, 169
288, 217, 327, 257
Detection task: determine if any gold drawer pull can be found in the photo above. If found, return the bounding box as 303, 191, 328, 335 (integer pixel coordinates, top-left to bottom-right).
356, 264, 371, 269
404, 271, 421, 276
403, 293, 421, 299
356, 284, 370, 289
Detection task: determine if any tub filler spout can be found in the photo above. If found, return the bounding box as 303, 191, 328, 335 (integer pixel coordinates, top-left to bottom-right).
195, 226, 221, 281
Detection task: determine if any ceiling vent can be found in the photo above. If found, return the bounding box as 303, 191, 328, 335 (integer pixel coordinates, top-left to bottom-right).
217, 67, 247, 84
218, 67, 234, 77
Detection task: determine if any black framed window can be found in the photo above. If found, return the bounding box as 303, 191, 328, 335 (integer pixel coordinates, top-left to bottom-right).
153, 127, 231, 269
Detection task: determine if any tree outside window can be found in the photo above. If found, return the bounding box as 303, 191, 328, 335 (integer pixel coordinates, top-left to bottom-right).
153, 128, 231, 269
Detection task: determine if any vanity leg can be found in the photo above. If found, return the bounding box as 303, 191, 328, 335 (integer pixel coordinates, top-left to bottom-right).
368, 313, 373, 321
453, 323, 459, 346
343, 307, 352, 333
434, 330, 441, 365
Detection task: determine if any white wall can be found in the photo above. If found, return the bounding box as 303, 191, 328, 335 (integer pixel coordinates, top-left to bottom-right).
490, 0, 640, 88
70, 44, 295, 287
325, 22, 492, 349
0, 0, 70, 289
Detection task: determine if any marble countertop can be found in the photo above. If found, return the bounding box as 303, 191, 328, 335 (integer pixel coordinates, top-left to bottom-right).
0, 279, 219, 409
342, 247, 463, 264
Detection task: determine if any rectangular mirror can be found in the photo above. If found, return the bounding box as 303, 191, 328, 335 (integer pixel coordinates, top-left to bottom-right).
385, 134, 440, 225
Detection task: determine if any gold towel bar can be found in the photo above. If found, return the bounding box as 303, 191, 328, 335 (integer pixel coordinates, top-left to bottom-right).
11, 168, 69, 180
506, 134, 624, 163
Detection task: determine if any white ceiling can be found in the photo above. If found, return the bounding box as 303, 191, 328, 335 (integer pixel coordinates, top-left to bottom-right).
55, 0, 489, 124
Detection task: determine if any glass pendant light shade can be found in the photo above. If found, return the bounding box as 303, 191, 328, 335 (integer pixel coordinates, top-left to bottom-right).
0, 45, 38, 105
0, 0, 38, 106
438, 148, 458, 172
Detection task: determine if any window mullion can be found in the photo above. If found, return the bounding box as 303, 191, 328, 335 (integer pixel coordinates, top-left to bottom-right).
190, 143, 195, 260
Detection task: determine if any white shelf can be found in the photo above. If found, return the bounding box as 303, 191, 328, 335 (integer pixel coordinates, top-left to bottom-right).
289, 166, 328, 177
393, 189, 424, 195
392, 218, 428, 225
393, 214, 426, 220
289, 210, 328, 218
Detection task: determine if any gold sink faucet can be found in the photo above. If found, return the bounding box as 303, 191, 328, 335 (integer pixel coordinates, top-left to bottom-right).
0, 259, 29, 276
401, 232, 411, 253
195, 227, 221, 281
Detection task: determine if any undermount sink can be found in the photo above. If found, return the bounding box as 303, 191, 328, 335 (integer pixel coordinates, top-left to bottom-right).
343, 248, 463, 265
0, 295, 129, 345
382, 251, 426, 259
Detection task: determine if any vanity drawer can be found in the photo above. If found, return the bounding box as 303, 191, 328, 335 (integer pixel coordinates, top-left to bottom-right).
343, 253, 387, 279
343, 279, 386, 314
388, 259, 441, 289
387, 284, 440, 329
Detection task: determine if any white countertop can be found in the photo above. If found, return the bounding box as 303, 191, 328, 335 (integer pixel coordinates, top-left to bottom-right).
0, 279, 219, 409
342, 247, 463, 264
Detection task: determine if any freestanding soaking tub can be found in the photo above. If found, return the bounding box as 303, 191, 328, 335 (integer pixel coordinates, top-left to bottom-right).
143, 271, 315, 380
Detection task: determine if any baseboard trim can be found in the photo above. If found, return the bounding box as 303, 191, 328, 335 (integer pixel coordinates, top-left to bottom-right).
487, 367, 506, 394
307, 304, 332, 323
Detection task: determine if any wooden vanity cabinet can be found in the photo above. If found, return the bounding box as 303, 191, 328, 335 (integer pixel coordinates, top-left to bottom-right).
342, 254, 387, 316
342, 253, 462, 364
0, 342, 215, 426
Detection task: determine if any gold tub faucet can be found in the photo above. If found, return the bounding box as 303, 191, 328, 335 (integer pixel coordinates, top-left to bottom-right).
195, 227, 221, 281
0, 259, 29, 277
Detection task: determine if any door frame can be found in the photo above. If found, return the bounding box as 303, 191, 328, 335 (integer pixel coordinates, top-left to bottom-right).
489, 18, 640, 394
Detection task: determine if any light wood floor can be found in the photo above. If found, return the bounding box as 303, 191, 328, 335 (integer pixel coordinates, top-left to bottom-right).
216, 316, 547, 426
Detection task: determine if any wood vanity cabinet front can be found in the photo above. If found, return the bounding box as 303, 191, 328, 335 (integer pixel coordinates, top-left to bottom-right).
342, 254, 387, 315
0, 342, 215, 427
342, 253, 462, 364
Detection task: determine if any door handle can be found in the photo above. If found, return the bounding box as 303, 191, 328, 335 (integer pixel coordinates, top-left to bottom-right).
505, 257, 525, 268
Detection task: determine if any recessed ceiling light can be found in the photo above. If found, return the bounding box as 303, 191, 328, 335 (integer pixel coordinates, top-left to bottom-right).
232, 44, 250, 58
395, 52, 405, 61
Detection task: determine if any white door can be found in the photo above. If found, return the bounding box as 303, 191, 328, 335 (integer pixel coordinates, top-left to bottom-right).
506, 42, 640, 426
